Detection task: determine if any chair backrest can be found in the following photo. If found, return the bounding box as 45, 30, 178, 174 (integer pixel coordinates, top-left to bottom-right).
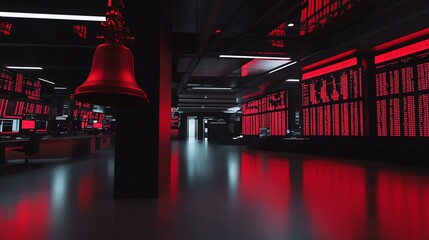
24, 134, 44, 155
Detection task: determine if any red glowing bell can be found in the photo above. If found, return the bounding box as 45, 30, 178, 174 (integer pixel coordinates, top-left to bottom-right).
74, 43, 149, 107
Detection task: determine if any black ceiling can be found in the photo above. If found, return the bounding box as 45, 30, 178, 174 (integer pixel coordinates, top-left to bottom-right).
1, 0, 428, 112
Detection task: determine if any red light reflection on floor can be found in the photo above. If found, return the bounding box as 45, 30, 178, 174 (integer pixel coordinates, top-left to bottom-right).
303, 160, 366, 240
170, 149, 180, 202
240, 152, 290, 231
0, 191, 49, 240
377, 171, 429, 240
78, 173, 95, 215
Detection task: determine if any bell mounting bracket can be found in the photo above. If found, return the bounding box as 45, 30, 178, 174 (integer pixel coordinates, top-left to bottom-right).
97, 0, 134, 45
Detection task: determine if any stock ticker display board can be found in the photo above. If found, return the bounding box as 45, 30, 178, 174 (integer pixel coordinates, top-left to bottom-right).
374, 38, 429, 137
0, 68, 42, 101
0, 67, 50, 118
300, 0, 366, 37
242, 90, 288, 136
301, 56, 364, 137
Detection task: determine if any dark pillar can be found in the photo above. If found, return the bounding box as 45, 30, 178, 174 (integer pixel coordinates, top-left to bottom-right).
114, 0, 172, 198
198, 116, 204, 140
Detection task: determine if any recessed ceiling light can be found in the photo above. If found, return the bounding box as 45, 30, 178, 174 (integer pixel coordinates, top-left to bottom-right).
192, 87, 232, 90
0, 11, 106, 22
286, 78, 300, 82
54, 87, 67, 90
287, 23, 294, 27
38, 78, 55, 84
5, 66, 43, 70
268, 61, 297, 74
219, 54, 290, 60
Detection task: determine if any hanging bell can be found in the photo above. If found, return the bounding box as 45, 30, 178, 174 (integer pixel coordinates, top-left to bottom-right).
74, 43, 149, 107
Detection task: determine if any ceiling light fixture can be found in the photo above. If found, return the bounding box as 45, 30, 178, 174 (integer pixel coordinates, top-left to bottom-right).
268, 61, 297, 74
192, 87, 232, 90
38, 78, 55, 84
219, 54, 290, 60
286, 78, 300, 82
0, 11, 106, 22
54, 87, 67, 90
287, 23, 294, 27
5, 66, 43, 70
227, 107, 240, 111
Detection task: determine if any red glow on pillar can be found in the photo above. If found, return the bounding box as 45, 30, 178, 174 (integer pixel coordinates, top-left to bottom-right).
377, 171, 429, 240
303, 160, 366, 240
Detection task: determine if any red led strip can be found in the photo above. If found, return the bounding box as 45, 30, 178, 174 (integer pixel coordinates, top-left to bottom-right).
302, 57, 358, 80
375, 39, 429, 64
302, 49, 357, 71
373, 28, 429, 52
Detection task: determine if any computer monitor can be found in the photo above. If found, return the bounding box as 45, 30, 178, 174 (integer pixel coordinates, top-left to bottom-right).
21, 119, 36, 129
20, 119, 36, 136
0, 118, 20, 137
35, 120, 48, 133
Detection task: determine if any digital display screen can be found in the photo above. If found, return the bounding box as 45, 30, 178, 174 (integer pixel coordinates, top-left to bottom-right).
300, 0, 363, 36
0, 68, 42, 100
242, 90, 287, 136
375, 39, 429, 137
36, 120, 48, 132
0, 118, 20, 134
301, 57, 364, 136
21, 119, 36, 129
0, 98, 50, 118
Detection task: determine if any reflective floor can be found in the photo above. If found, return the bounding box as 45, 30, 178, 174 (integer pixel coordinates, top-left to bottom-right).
1, 140, 429, 240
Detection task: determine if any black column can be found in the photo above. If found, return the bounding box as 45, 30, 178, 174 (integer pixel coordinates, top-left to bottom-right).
114, 0, 172, 198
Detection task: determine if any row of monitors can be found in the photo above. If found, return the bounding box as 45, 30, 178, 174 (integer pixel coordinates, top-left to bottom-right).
0, 118, 48, 136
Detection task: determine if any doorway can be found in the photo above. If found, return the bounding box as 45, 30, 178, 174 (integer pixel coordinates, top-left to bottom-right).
187, 116, 198, 140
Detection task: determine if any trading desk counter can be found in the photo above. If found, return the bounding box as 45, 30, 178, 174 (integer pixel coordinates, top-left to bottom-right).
1, 134, 113, 166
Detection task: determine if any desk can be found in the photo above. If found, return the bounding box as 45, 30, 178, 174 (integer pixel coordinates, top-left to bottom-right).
0, 138, 29, 167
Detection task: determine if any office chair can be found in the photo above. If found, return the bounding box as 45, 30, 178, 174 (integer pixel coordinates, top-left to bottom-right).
13, 133, 44, 165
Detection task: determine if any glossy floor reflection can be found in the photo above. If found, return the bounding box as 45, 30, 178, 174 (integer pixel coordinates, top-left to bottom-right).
1, 140, 429, 240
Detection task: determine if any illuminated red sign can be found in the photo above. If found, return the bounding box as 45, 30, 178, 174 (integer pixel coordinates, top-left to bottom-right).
302, 58, 358, 80
375, 39, 429, 64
